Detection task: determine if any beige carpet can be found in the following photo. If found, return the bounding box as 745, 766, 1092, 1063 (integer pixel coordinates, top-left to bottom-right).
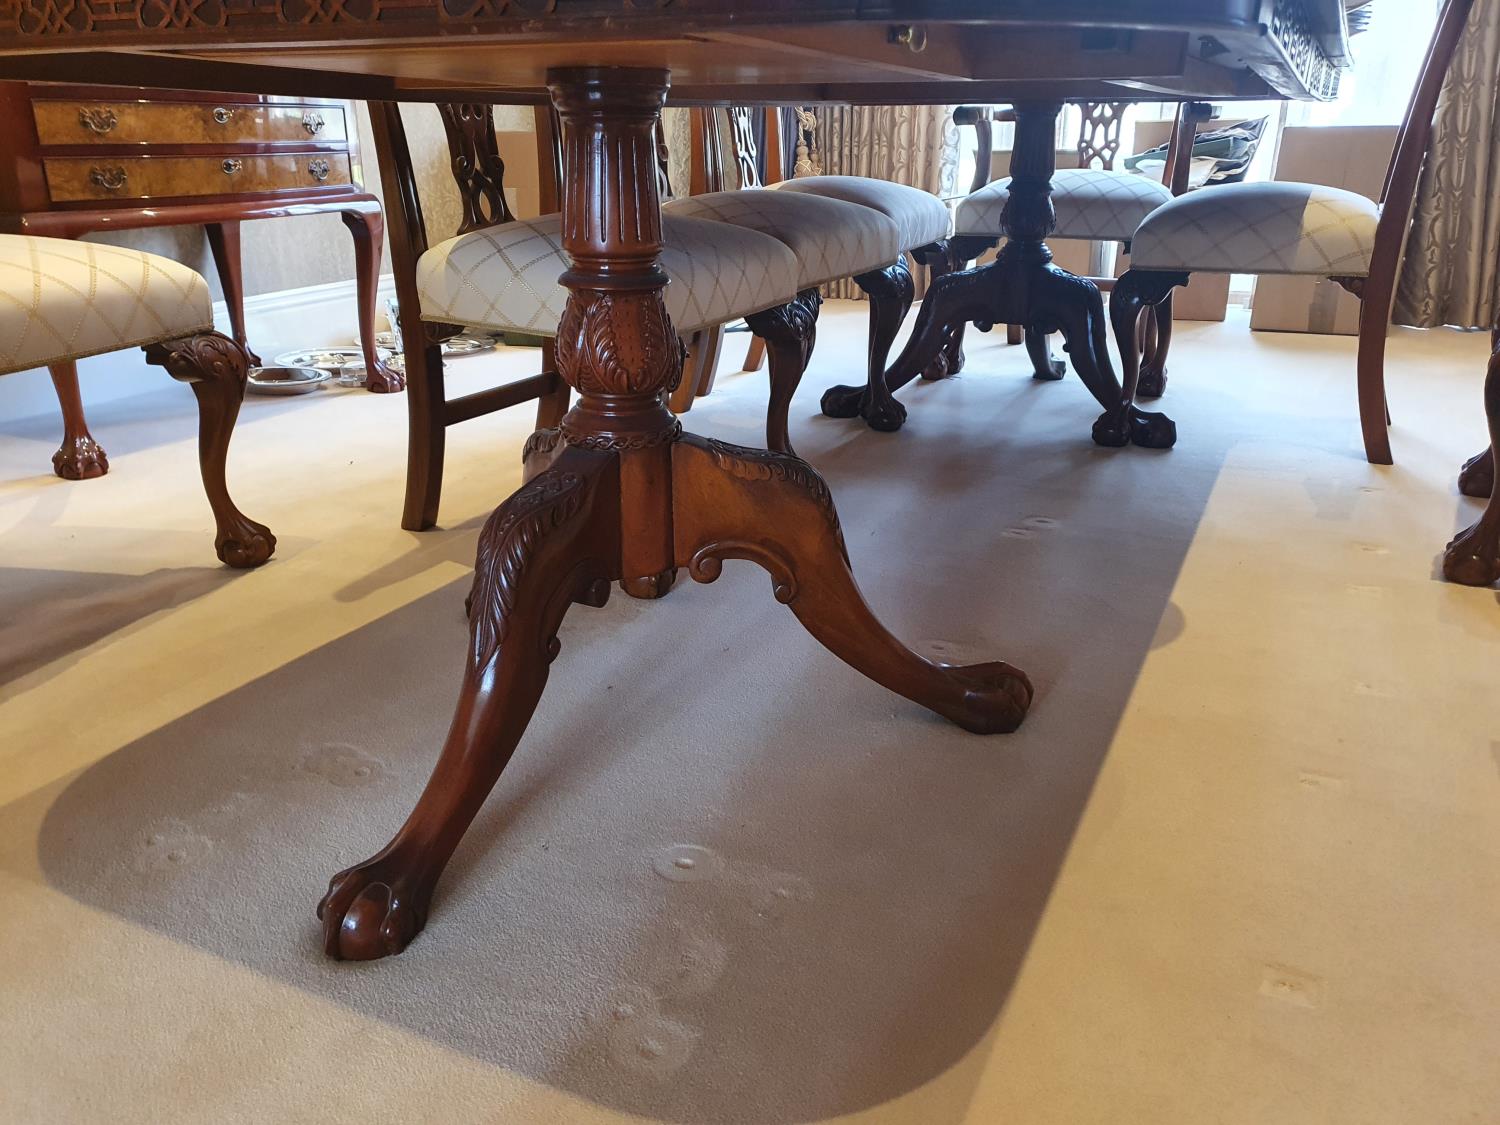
1, 306, 1497, 1125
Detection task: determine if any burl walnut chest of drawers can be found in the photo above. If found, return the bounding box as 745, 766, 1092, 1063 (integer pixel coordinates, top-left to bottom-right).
0, 83, 397, 393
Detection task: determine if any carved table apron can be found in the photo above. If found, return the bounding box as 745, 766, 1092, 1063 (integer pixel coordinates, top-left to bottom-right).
0, 2, 1349, 961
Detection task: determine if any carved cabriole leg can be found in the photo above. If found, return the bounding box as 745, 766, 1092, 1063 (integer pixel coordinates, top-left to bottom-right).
1023, 325, 1066, 381
745, 288, 821, 456
1137, 292, 1173, 400
1104, 269, 1186, 449
319, 449, 618, 959
143, 331, 275, 568
672, 434, 1032, 733
48, 361, 109, 480
341, 208, 405, 394
1443, 339, 1500, 586
205, 221, 261, 367
814, 261, 910, 432
912, 240, 967, 381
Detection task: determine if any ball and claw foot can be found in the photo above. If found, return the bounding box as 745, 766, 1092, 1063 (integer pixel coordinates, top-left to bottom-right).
52, 435, 109, 480
318, 853, 433, 961
1442, 520, 1500, 587
364, 359, 407, 394
1091, 407, 1177, 451
938, 662, 1034, 734
1033, 358, 1066, 381
1459, 449, 1494, 499
818, 385, 908, 432
1136, 366, 1168, 400
216, 515, 277, 569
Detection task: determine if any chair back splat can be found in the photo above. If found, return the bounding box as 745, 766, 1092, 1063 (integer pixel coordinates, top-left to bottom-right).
437, 103, 518, 236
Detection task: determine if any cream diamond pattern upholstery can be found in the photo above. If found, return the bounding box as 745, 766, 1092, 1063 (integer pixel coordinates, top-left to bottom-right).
663, 190, 902, 288
1129, 182, 1380, 277
772, 176, 952, 250
0, 234, 213, 376
416, 213, 799, 337
955, 168, 1173, 242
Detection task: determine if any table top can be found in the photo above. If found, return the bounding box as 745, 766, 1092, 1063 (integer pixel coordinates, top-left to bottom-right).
0, 1, 1350, 106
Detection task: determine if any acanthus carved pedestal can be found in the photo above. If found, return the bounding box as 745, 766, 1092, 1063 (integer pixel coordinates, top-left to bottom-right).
317, 67, 1034, 961
820, 101, 1176, 452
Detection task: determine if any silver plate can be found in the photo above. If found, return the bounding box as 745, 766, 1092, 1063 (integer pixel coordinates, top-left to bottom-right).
443, 334, 496, 357
274, 347, 371, 376
247, 366, 330, 395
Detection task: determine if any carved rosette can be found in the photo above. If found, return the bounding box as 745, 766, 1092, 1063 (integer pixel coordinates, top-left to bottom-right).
554, 289, 681, 399
468, 469, 588, 668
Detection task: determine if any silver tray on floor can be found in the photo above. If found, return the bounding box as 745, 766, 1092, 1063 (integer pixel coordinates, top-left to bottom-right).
247, 366, 330, 395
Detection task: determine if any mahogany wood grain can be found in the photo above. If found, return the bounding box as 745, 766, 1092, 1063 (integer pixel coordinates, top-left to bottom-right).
319, 66, 1033, 960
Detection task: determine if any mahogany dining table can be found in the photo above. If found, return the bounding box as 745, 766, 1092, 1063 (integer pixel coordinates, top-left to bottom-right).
0, 1, 1353, 961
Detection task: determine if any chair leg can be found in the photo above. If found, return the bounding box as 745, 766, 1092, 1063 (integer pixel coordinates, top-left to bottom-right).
1137, 294, 1174, 400
533, 341, 570, 431
48, 360, 109, 480
402, 339, 448, 531
1354, 289, 1394, 466
1024, 326, 1066, 380
143, 332, 275, 568
1006, 323, 1023, 346
742, 334, 767, 373
746, 289, 821, 457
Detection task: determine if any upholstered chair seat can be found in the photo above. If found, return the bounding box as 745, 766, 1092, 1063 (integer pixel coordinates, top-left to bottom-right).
661, 190, 903, 287
0, 235, 213, 375
955, 167, 1174, 243
1128, 181, 1381, 276
416, 213, 800, 335
772, 175, 952, 251
0, 233, 272, 567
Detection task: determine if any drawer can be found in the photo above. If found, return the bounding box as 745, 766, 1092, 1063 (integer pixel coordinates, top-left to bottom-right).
33, 100, 348, 146
44, 153, 353, 202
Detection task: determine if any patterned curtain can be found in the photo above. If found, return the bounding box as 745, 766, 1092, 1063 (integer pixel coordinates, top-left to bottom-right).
809, 105, 959, 298
1395, 0, 1500, 329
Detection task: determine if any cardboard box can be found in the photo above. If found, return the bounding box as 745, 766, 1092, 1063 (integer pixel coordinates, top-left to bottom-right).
494, 129, 543, 220
1249, 125, 1397, 335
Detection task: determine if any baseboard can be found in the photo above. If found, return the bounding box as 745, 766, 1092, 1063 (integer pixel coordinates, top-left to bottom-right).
225, 272, 399, 361
0, 274, 398, 425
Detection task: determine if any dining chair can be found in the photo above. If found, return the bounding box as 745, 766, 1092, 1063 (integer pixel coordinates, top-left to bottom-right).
667, 104, 957, 434
0, 233, 274, 567
374, 100, 898, 533
1110, 0, 1476, 465
952, 100, 1212, 386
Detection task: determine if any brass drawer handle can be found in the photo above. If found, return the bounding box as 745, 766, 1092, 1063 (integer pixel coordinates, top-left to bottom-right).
302, 112, 325, 136
88, 166, 128, 192
222, 158, 244, 175
308, 158, 331, 182
78, 107, 118, 135
212, 106, 236, 125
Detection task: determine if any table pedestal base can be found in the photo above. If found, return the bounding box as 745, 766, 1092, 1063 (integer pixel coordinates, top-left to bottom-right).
318, 431, 1033, 960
